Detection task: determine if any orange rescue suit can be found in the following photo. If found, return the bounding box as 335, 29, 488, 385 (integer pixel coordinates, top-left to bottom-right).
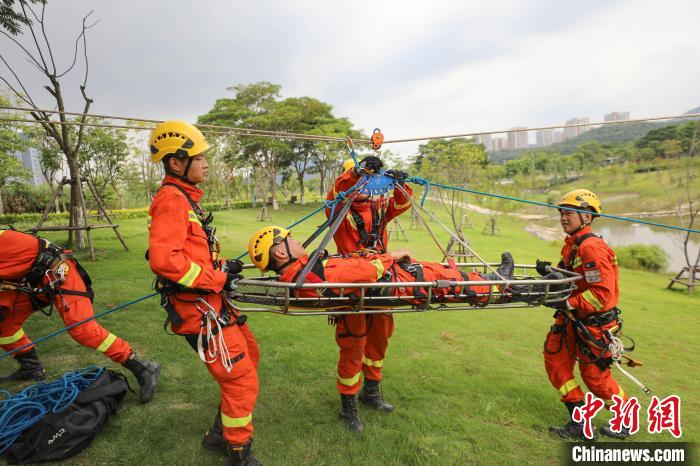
148, 175, 260, 445
0, 230, 131, 363
280, 253, 487, 394
544, 226, 626, 406
326, 168, 413, 255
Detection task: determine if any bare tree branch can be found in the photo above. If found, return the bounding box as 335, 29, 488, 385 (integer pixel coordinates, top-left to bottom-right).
37, 1, 57, 75
19, 0, 49, 73
0, 29, 45, 70
0, 53, 40, 108
58, 10, 96, 78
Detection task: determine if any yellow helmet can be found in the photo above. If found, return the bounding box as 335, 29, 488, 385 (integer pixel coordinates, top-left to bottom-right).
342, 159, 356, 173
557, 189, 602, 214
150, 120, 210, 163
248, 225, 292, 271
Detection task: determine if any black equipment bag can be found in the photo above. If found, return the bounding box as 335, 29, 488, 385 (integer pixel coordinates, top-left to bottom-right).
3, 369, 129, 464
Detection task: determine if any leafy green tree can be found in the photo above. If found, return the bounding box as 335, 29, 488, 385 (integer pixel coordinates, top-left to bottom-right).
78, 123, 128, 200
0, 95, 30, 214
418, 138, 488, 232
199, 82, 292, 209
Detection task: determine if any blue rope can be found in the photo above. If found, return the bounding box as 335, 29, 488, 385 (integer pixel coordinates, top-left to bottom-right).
406, 176, 700, 234
0, 366, 104, 453
0, 293, 159, 361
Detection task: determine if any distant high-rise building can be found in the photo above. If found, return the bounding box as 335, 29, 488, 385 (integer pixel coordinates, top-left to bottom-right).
474, 133, 493, 151
564, 117, 590, 140
604, 111, 630, 122
506, 127, 528, 149
536, 129, 555, 147
553, 130, 565, 143
13, 147, 44, 186
492, 136, 507, 152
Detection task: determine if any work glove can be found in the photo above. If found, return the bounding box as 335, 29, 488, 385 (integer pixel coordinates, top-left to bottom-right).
535, 259, 552, 277
224, 273, 244, 292
222, 258, 244, 274
385, 169, 408, 183
357, 156, 383, 174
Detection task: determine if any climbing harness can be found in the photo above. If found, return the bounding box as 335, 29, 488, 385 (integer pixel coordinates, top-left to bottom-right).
0, 236, 94, 315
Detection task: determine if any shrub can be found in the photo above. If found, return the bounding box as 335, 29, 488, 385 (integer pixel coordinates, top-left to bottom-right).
616, 244, 668, 273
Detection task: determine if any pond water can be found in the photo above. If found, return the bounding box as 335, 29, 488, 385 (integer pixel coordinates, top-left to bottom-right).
595, 217, 699, 273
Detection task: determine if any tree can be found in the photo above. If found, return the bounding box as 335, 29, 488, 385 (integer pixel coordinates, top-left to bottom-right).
1, 0, 97, 247
199, 82, 291, 210
283, 96, 336, 204
78, 123, 128, 200
418, 138, 488, 232
310, 117, 363, 196
0, 95, 30, 214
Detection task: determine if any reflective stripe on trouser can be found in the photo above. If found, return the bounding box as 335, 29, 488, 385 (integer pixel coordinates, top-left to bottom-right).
202, 324, 259, 445
362, 313, 394, 382
544, 314, 626, 405
0, 291, 35, 355
335, 313, 395, 393
54, 260, 132, 363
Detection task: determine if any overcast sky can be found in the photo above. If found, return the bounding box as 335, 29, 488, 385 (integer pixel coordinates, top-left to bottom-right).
2, 0, 699, 156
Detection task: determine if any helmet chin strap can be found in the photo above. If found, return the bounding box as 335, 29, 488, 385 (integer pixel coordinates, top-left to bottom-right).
270, 237, 297, 273
165, 156, 196, 184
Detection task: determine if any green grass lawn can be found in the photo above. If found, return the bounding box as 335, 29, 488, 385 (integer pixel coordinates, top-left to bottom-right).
2, 203, 699, 465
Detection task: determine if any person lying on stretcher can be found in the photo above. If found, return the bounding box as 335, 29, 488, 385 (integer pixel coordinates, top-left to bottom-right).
248, 226, 517, 304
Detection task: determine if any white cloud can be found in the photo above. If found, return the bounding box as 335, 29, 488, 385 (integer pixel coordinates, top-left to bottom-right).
1, 0, 698, 159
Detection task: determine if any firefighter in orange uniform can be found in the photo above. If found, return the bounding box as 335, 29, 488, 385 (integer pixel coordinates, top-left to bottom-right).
248, 226, 514, 432
323, 156, 413, 432
147, 121, 261, 465
0, 229, 160, 403
542, 189, 629, 440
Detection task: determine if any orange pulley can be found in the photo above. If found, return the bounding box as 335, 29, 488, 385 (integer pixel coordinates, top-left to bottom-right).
370, 128, 384, 150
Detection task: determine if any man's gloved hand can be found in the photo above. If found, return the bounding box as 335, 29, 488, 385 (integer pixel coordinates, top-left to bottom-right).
224, 273, 244, 292
222, 258, 244, 274
385, 169, 408, 182
357, 156, 383, 174
535, 259, 552, 277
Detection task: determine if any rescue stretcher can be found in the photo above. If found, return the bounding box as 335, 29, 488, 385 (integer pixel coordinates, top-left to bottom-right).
227, 263, 581, 315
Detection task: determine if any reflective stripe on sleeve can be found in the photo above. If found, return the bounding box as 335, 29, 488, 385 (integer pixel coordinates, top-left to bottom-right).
362, 356, 384, 368
0, 328, 26, 345
96, 333, 117, 353
337, 371, 361, 386
369, 259, 385, 279
221, 412, 252, 428
581, 290, 604, 311
558, 378, 579, 396
177, 261, 202, 288
188, 210, 202, 226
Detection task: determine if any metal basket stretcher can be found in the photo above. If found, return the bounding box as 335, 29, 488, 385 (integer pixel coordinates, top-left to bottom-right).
227, 263, 581, 316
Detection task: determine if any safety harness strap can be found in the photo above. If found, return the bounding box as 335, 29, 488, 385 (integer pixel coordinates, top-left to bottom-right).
565, 233, 598, 271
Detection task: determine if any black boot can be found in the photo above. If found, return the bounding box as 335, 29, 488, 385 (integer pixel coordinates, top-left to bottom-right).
202, 406, 228, 454
358, 379, 394, 412
600, 425, 630, 439
340, 394, 364, 433
0, 347, 46, 382
549, 401, 597, 440
228, 438, 263, 466
480, 252, 515, 281
122, 352, 160, 403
